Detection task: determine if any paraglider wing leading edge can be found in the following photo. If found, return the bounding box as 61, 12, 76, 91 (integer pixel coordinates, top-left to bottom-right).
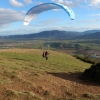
24, 3, 75, 26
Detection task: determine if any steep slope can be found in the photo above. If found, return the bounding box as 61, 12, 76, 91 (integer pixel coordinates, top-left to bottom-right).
0, 49, 100, 100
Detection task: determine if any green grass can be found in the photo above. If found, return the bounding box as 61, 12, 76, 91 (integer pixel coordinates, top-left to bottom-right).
0, 49, 90, 73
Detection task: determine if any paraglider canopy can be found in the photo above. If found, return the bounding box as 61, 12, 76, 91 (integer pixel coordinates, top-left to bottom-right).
24, 3, 75, 26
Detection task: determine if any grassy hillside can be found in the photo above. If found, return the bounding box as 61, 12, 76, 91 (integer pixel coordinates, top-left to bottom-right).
0, 49, 100, 100
0, 49, 90, 72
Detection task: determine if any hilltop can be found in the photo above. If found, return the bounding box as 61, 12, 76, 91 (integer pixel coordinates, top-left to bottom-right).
2, 30, 79, 40
0, 49, 100, 100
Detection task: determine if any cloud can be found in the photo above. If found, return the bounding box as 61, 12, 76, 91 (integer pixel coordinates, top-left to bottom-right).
78, 18, 100, 23
0, 8, 24, 27
52, 0, 78, 7
88, 0, 100, 8
90, 0, 100, 5
52, 0, 100, 9
37, 19, 59, 26
91, 14, 100, 16
76, 0, 100, 8
23, 0, 33, 4
9, 0, 23, 7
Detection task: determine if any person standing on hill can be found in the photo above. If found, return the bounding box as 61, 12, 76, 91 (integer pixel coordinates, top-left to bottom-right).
45, 51, 49, 61
42, 51, 50, 61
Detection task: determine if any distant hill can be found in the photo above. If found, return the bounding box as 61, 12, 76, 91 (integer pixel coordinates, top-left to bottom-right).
82, 30, 100, 34
1, 30, 80, 40
75, 32, 100, 39
0, 30, 100, 40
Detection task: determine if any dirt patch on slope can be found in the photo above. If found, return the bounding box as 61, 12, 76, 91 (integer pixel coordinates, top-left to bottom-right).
1, 70, 100, 100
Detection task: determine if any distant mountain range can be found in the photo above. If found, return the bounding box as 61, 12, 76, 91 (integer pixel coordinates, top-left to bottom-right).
82, 30, 100, 34
0, 30, 100, 40
75, 32, 100, 39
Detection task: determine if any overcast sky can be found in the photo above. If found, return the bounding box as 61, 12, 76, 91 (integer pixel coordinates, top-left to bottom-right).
0, 0, 100, 36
